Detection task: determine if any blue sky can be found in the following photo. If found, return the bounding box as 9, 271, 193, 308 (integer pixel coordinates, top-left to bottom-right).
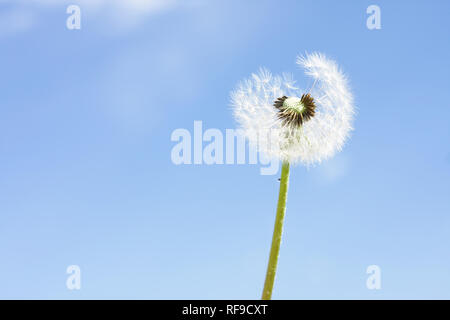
0, 0, 449, 299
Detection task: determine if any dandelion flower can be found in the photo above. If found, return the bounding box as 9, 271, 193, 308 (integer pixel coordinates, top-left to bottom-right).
230, 52, 355, 299
232, 52, 354, 166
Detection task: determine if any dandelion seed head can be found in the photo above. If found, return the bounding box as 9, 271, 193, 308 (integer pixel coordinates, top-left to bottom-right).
231, 52, 355, 166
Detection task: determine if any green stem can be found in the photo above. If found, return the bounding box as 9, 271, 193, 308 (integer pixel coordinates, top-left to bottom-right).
262, 161, 290, 300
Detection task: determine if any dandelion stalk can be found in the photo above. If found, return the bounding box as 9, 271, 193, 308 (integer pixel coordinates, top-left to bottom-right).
262, 161, 290, 300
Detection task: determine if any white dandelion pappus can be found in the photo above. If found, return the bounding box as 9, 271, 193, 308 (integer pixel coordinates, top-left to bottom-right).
231, 52, 355, 166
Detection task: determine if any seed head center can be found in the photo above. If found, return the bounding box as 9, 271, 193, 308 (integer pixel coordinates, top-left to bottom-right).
283, 97, 305, 114
273, 94, 317, 128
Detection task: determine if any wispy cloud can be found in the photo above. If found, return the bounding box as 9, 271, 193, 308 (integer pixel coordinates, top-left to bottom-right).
312, 154, 351, 184
1, 0, 182, 34
11, 0, 178, 13
0, 7, 35, 37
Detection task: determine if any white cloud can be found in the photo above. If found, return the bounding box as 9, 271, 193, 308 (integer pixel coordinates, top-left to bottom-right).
113, 0, 177, 14
0, 8, 35, 37
1, 0, 181, 33
16, 0, 178, 13
312, 154, 351, 184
